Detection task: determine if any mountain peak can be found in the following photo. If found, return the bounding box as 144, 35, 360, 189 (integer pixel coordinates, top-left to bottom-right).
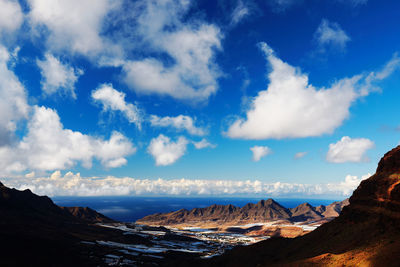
350, 145, 400, 211
258, 198, 277, 206
297, 202, 312, 207
376, 145, 400, 174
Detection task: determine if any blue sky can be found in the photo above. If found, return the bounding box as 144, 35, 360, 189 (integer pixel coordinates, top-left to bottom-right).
1, 0, 400, 197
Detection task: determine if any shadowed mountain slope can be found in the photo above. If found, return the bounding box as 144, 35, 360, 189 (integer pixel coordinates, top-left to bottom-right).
0, 182, 149, 266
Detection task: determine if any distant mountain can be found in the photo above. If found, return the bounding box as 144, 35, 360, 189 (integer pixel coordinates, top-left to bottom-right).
60, 206, 114, 223
137, 198, 349, 226
316, 198, 350, 218
207, 145, 400, 266
289, 202, 323, 222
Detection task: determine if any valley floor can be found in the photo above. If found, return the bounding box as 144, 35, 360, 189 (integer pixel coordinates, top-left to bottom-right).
93, 219, 331, 266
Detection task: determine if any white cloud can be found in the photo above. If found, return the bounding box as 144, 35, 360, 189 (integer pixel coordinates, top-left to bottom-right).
27, 0, 121, 57
0, 45, 29, 147
226, 42, 400, 140
0, 106, 135, 173
37, 53, 83, 98
326, 136, 374, 163
92, 83, 142, 129
2, 171, 370, 197
147, 134, 188, 166
314, 19, 350, 51
121, 0, 222, 101
362, 53, 400, 96
231, 0, 250, 25
0, 0, 23, 36
250, 145, 272, 162
339, 174, 370, 195
149, 115, 205, 136
294, 151, 307, 159
193, 139, 216, 149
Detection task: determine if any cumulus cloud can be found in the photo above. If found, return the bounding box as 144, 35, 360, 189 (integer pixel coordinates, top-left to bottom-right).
294, 151, 307, 159
226, 42, 400, 140
0, 45, 29, 147
326, 136, 374, 163
92, 84, 142, 129
149, 115, 205, 136
339, 173, 370, 195
231, 0, 250, 25
193, 139, 216, 149
27, 0, 121, 57
0, 0, 23, 36
147, 134, 188, 166
2, 171, 370, 197
0, 106, 136, 173
37, 53, 83, 98
314, 19, 350, 52
121, 0, 222, 101
250, 146, 272, 162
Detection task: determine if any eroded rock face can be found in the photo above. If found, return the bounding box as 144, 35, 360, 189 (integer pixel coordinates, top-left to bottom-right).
349, 145, 400, 213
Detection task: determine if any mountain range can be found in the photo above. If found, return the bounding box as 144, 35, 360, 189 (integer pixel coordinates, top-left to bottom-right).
137, 198, 349, 226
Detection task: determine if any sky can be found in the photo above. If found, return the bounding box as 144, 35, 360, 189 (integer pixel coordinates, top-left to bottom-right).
1, 0, 400, 198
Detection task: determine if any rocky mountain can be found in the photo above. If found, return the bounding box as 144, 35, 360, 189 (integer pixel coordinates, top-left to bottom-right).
206, 146, 400, 266
137, 198, 348, 226
289, 202, 323, 222
316, 198, 350, 218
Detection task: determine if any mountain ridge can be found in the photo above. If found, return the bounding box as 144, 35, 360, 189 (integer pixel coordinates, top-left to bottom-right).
137, 198, 349, 226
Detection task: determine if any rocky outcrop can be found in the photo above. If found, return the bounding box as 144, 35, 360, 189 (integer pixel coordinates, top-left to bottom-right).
349, 146, 400, 213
